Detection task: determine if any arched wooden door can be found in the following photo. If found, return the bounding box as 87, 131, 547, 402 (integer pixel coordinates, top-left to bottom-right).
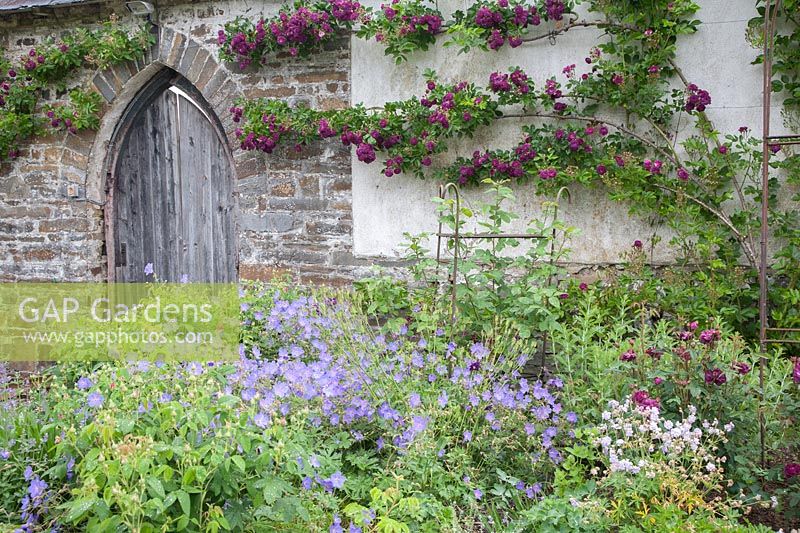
108, 70, 237, 282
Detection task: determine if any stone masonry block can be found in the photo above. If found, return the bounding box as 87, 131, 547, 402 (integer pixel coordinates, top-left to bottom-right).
187, 48, 211, 84
165, 31, 187, 68
239, 213, 298, 233
92, 73, 116, 103
158, 26, 175, 62
178, 40, 200, 76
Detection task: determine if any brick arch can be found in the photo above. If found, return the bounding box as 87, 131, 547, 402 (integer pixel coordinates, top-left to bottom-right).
84, 26, 247, 204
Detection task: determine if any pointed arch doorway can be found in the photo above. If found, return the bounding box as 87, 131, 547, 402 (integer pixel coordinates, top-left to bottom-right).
106, 68, 237, 282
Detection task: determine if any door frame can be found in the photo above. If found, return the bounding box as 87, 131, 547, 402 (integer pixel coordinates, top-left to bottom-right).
103, 67, 239, 282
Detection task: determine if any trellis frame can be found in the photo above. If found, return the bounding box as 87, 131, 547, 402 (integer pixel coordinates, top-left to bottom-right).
758, 0, 800, 466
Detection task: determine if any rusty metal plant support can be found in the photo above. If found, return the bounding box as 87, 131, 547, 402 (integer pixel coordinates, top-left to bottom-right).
758, 0, 800, 467
434, 183, 570, 358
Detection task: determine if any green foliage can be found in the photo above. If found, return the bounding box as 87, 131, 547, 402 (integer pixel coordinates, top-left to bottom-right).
0, 19, 153, 161
28, 20, 153, 85
232, 72, 500, 178
357, 0, 443, 63
343, 486, 442, 532
749, 0, 800, 111
552, 288, 800, 507
398, 179, 574, 344
219, 0, 579, 65
0, 283, 577, 531
513, 402, 774, 533
1, 277, 795, 531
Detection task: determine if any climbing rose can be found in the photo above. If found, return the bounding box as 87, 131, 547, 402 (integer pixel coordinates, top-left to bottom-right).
488, 30, 504, 50
509, 69, 529, 92
355, 143, 376, 163
642, 159, 662, 174
318, 119, 337, 138
489, 72, 511, 92
538, 168, 557, 180
685, 84, 711, 113
474, 6, 500, 28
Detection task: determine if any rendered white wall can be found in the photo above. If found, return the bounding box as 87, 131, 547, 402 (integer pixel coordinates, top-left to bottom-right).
350, 0, 786, 265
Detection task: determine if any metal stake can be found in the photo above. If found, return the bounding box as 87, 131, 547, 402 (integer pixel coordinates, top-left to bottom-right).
756, 0, 800, 468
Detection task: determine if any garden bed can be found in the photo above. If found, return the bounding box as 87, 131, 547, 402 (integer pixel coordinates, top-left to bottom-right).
0, 280, 797, 532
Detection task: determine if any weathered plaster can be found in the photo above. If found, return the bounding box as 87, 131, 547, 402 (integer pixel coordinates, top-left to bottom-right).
349, 0, 791, 266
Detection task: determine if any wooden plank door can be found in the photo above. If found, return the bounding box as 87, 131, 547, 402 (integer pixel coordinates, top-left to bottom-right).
111, 84, 236, 282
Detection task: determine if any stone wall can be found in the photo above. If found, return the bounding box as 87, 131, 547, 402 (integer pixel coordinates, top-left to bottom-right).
0, 0, 361, 284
